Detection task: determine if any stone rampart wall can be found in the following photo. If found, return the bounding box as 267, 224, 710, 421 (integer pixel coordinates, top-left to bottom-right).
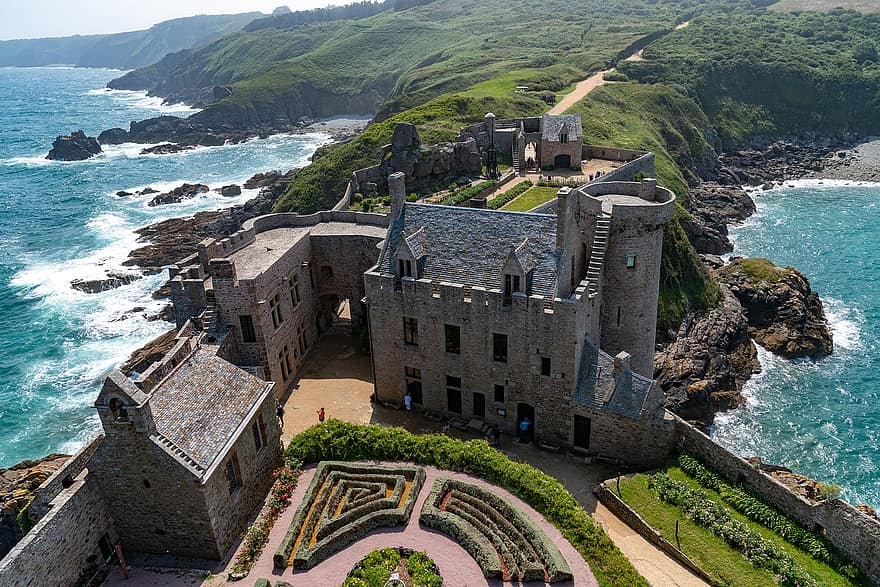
0, 470, 114, 587
673, 414, 880, 584
583, 145, 649, 162
29, 434, 103, 519
244, 210, 388, 234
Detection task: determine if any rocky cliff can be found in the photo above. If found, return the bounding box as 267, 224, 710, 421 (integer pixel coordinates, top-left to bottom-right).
46, 130, 101, 161
681, 182, 756, 255
719, 257, 833, 359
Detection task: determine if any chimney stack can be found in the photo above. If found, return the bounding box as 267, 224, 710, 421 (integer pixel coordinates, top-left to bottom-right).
389, 172, 406, 219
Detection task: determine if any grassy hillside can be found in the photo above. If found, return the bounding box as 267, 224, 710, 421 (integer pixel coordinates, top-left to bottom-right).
0, 13, 261, 69
619, 5, 880, 145
114, 0, 704, 125
771, 0, 880, 13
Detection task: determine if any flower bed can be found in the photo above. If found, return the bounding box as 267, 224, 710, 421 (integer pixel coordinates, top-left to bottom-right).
676, 453, 861, 580
343, 547, 442, 587
438, 180, 496, 206
420, 477, 572, 583
285, 421, 646, 587
649, 473, 817, 587
274, 461, 426, 570
229, 461, 302, 580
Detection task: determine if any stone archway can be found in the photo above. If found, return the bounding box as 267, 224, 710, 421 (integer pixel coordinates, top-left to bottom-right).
554, 154, 571, 169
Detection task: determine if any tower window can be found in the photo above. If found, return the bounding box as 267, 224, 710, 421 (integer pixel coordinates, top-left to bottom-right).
445, 324, 460, 354
626, 255, 636, 269
399, 259, 413, 278
239, 315, 256, 343
493, 333, 508, 363
403, 317, 418, 345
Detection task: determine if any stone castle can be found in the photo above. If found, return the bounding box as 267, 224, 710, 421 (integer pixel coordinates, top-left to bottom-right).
4, 113, 879, 586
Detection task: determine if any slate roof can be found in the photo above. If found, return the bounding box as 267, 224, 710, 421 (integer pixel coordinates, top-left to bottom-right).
377, 203, 560, 297
542, 114, 583, 142
572, 341, 655, 419
150, 350, 270, 472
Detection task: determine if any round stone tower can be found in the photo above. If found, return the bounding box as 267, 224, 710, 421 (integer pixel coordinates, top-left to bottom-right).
580, 179, 675, 376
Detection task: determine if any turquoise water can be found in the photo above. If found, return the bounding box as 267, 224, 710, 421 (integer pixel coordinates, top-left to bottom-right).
713, 181, 880, 508
0, 67, 330, 467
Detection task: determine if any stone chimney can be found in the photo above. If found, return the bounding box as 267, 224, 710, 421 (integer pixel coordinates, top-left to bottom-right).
485, 112, 496, 145
389, 172, 407, 220
555, 186, 572, 252
638, 178, 657, 201
612, 351, 633, 391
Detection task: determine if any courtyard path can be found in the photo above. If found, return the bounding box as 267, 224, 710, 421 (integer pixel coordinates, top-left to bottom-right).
548, 21, 690, 115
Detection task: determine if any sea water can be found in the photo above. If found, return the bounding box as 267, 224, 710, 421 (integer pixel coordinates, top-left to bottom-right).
0, 67, 330, 466
713, 180, 880, 508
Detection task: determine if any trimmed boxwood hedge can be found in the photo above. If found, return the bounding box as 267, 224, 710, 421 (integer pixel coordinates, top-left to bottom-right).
420, 477, 573, 582
285, 420, 648, 587
274, 461, 425, 570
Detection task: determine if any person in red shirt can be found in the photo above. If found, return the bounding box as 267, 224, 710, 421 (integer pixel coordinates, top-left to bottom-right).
317, 407, 325, 423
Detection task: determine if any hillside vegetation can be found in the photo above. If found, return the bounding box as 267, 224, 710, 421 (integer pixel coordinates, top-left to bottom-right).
619, 5, 880, 146
0, 13, 261, 69
112, 0, 704, 125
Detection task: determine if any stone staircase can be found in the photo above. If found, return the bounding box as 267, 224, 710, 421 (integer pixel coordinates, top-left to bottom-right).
513, 132, 523, 172
202, 290, 217, 333
586, 213, 612, 297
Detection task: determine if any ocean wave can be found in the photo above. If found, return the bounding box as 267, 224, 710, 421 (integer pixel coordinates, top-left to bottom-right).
823, 297, 864, 352
753, 178, 880, 192
86, 87, 199, 114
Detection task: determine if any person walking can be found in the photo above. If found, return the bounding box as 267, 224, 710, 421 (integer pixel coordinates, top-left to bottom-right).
317, 407, 325, 423
404, 391, 412, 411
276, 402, 285, 428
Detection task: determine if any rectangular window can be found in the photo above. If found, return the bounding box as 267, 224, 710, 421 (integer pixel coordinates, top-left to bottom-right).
445, 324, 460, 354
405, 366, 423, 404
399, 259, 413, 278
225, 452, 242, 494
290, 272, 301, 306
541, 357, 552, 377
493, 333, 508, 363
446, 375, 461, 389
269, 294, 283, 329
279, 345, 292, 381
626, 255, 636, 269
447, 387, 462, 414
239, 315, 256, 343
251, 414, 267, 451
403, 317, 418, 345
494, 384, 505, 403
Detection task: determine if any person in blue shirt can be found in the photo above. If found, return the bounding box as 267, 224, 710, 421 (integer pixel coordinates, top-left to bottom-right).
519, 416, 531, 443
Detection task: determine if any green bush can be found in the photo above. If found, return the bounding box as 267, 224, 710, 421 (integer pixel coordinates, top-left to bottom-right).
15, 497, 34, 535
439, 180, 497, 206
343, 548, 442, 587
676, 453, 861, 579
603, 71, 629, 82
486, 180, 533, 209
285, 420, 647, 587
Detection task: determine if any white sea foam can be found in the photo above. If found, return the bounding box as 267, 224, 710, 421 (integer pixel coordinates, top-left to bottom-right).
86, 87, 199, 114
823, 297, 864, 351
752, 178, 880, 192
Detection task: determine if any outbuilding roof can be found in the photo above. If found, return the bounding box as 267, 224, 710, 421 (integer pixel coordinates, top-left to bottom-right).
542, 114, 583, 142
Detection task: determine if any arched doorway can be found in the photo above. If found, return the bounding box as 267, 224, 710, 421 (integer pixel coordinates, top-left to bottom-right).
524, 142, 538, 169
554, 154, 571, 169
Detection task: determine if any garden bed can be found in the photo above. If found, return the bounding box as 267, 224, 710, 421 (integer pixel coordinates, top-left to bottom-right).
501, 186, 560, 211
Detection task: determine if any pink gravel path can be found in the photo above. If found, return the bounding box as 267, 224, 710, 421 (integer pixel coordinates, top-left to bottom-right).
246, 462, 598, 587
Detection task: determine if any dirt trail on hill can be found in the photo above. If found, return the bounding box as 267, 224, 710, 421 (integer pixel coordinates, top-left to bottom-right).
548, 21, 690, 115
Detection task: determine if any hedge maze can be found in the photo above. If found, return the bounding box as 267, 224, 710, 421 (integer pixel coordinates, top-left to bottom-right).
273, 462, 426, 570
420, 477, 574, 583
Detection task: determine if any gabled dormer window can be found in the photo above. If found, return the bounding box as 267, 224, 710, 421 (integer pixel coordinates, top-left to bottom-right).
560, 133, 568, 144
399, 258, 413, 278
504, 274, 521, 297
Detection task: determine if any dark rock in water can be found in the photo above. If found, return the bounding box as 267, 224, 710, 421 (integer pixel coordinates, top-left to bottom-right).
718, 257, 833, 359
70, 271, 142, 293
216, 184, 242, 197
148, 183, 209, 206
244, 169, 298, 190
46, 130, 102, 161
681, 182, 756, 254
97, 127, 130, 145
116, 190, 133, 197
140, 143, 193, 155
138, 187, 158, 195
654, 286, 760, 427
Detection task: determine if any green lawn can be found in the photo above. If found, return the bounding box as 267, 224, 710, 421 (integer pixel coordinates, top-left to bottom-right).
501, 186, 559, 211
617, 468, 862, 587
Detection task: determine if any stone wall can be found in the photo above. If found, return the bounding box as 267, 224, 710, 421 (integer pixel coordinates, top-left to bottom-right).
0, 470, 114, 587
203, 393, 282, 556
29, 434, 103, 519
574, 404, 674, 469
673, 414, 880, 584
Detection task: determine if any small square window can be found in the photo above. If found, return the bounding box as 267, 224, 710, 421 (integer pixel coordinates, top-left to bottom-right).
626, 255, 636, 269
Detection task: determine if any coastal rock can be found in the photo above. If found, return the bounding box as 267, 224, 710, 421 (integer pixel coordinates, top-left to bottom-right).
120, 327, 178, 375
243, 169, 297, 190
654, 286, 760, 427
140, 143, 194, 155
148, 183, 209, 206
0, 454, 69, 559
116, 190, 133, 197
216, 184, 242, 197
70, 271, 142, 293
719, 139, 838, 184
138, 187, 158, 195
718, 258, 833, 359
46, 130, 102, 161
681, 182, 756, 254
96, 127, 129, 145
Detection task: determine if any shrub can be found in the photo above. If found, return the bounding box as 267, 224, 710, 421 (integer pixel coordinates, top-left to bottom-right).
343, 548, 442, 587
603, 71, 629, 82
486, 180, 533, 210
439, 180, 496, 206
285, 421, 647, 587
